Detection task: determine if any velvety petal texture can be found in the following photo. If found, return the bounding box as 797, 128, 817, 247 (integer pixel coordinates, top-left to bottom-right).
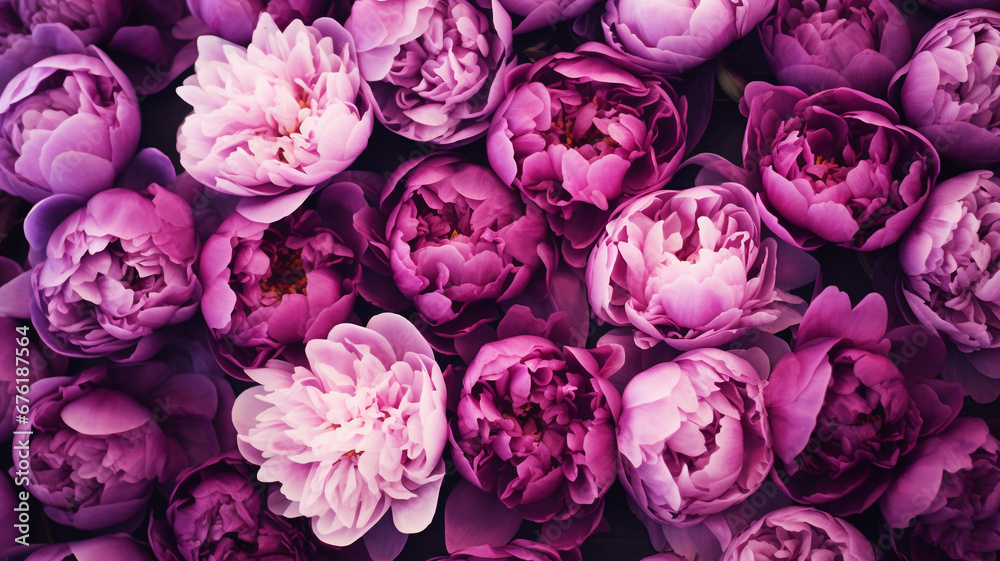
0, 21, 86, 93
880, 417, 1000, 561
900, 170, 1000, 351
347, 0, 514, 145
759, 0, 912, 97
148, 451, 330, 561
601, 0, 777, 74
586, 182, 797, 350
199, 176, 369, 376
26, 157, 202, 362
742, 83, 939, 251
617, 348, 772, 527
232, 314, 448, 548
450, 336, 622, 526
15, 342, 236, 531
889, 9, 1000, 167
487, 43, 688, 268
360, 152, 553, 353
721, 506, 875, 561
24, 535, 156, 561
0, 46, 140, 203
176, 13, 373, 200
764, 287, 956, 515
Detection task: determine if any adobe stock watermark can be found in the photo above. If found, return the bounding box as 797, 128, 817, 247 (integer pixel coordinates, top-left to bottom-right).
12, 325, 33, 547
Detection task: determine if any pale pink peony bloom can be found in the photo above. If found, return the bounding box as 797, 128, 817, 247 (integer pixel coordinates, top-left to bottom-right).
232, 314, 448, 551
177, 13, 372, 219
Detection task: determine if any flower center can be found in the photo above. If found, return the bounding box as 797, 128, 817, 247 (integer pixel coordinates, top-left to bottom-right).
260, 247, 307, 302
548, 94, 625, 151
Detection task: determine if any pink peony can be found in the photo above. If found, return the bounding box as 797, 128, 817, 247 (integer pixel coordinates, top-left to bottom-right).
587, 183, 799, 350
232, 314, 448, 551
177, 12, 372, 218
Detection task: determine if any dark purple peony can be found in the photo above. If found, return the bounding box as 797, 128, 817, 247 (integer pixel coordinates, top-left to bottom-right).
721, 506, 875, 561
0, 46, 140, 203
764, 287, 959, 514
17, 341, 236, 531
198, 176, 368, 377
900, 170, 1000, 352
149, 451, 332, 561
617, 348, 772, 527
450, 336, 622, 527
880, 417, 1000, 561
487, 43, 689, 268
741, 83, 939, 251
359, 152, 553, 353
26, 150, 201, 362
889, 9, 1000, 167
759, 0, 912, 97
347, 0, 514, 145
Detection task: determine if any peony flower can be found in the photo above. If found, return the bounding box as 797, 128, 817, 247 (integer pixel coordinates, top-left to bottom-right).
721, 506, 875, 561
0, 46, 140, 203
601, 0, 777, 75
487, 43, 689, 268
742, 83, 939, 251
889, 9, 1000, 167
25, 535, 157, 561
759, 0, 912, 97
764, 287, 959, 515
586, 182, 795, 350
186, 0, 335, 44
900, 170, 1000, 351
427, 541, 579, 561
450, 336, 622, 526
176, 13, 372, 215
232, 314, 448, 549
199, 176, 369, 377
17, 342, 236, 531
25, 150, 201, 362
14, 0, 131, 45
617, 348, 772, 527
358, 152, 552, 353
346, 0, 514, 145
148, 452, 332, 561
880, 417, 1000, 561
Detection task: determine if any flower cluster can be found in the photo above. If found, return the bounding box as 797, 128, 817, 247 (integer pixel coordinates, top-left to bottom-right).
2, 2, 1000, 561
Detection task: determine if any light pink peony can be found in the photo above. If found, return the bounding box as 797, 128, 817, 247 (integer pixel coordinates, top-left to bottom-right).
232, 314, 448, 550
587, 183, 799, 350
176, 13, 372, 218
